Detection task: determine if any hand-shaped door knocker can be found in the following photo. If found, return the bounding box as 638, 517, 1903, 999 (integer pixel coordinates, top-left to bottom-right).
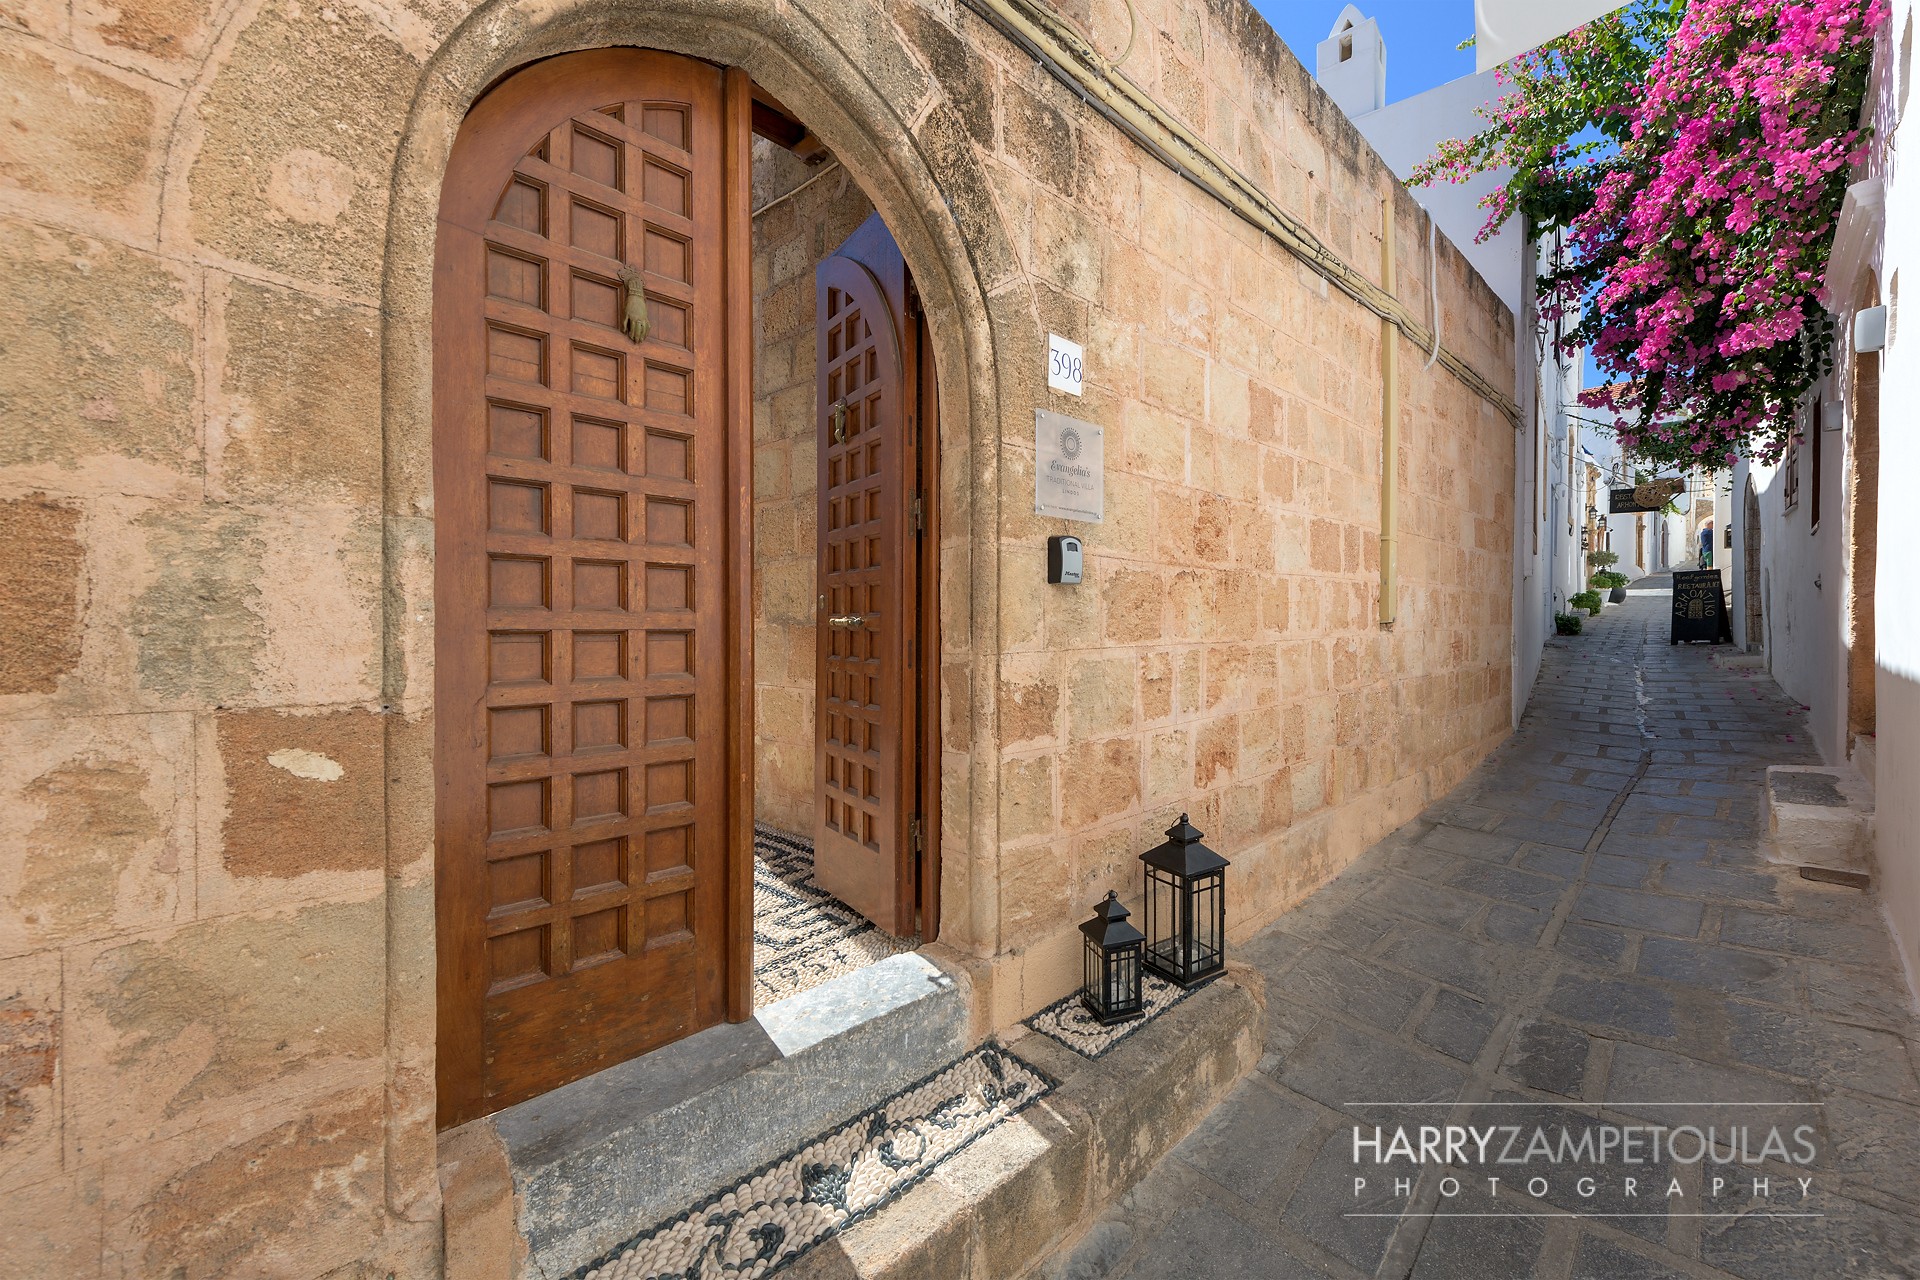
618, 265, 650, 344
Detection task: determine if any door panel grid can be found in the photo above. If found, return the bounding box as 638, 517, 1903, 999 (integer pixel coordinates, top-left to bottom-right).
436, 50, 748, 1128
813, 246, 914, 935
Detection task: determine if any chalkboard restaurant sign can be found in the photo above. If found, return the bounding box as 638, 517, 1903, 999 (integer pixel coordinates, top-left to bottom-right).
1670, 569, 1729, 645
1609, 477, 1685, 514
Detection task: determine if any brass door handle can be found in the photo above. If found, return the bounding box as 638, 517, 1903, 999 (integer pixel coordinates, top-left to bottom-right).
828, 614, 865, 630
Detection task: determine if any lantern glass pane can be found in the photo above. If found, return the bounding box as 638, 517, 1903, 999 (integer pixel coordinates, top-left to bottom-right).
1194, 870, 1222, 975
1143, 864, 1227, 986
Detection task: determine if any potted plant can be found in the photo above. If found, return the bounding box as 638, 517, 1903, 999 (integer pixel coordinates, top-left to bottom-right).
1588, 550, 1627, 601
1591, 569, 1630, 603
1571, 589, 1603, 617
1555, 612, 1584, 635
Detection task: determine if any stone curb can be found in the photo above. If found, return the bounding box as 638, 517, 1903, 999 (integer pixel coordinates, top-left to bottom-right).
783, 965, 1265, 1280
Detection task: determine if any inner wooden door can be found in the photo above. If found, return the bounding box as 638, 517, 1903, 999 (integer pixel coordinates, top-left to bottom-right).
812, 216, 933, 938
433, 48, 753, 1129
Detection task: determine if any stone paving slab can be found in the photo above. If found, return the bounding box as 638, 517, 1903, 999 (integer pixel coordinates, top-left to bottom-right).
1039, 581, 1920, 1280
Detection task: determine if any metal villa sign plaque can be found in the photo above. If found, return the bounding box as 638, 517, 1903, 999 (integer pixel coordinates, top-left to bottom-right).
1035, 409, 1104, 522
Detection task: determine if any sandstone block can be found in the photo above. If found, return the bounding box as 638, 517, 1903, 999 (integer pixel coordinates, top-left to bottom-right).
1068, 655, 1136, 743
65, 896, 384, 1155
1146, 728, 1191, 808
207, 275, 380, 505
72, 0, 220, 80
439, 1121, 523, 1280
102, 1084, 383, 1278
1103, 567, 1165, 646
1069, 823, 1137, 910
1076, 137, 1142, 241
1061, 737, 1139, 832
0, 36, 171, 229
1138, 650, 1174, 723
1194, 715, 1239, 789
1003, 82, 1077, 196
184, 0, 419, 298
0, 712, 189, 955
0, 950, 60, 1189
998, 666, 1060, 748
999, 843, 1069, 939
0, 495, 82, 696
195, 707, 386, 912
894, 4, 996, 148
0, 219, 197, 488
0, 1168, 102, 1276
999, 755, 1055, 844
129, 500, 380, 708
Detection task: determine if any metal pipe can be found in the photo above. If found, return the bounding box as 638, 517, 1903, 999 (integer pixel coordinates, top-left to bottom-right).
957, 0, 1520, 427
1381, 197, 1399, 627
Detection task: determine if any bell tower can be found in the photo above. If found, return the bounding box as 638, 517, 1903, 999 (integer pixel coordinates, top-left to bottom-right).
1315, 5, 1387, 118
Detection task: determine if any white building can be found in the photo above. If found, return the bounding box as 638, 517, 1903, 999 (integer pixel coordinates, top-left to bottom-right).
1315, 6, 1586, 719
1732, 4, 1916, 999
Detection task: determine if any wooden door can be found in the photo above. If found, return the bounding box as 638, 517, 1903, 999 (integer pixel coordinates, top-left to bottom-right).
813, 220, 919, 935
434, 49, 753, 1128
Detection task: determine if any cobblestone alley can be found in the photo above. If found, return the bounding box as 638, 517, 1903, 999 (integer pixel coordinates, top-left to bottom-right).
1045, 578, 1920, 1279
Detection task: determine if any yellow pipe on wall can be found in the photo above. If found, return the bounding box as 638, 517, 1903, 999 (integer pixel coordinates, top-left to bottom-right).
1381, 197, 1399, 628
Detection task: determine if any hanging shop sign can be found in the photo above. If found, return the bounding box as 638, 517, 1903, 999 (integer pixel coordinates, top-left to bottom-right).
1670, 569, 1730, 645
1035, 409, 1104, 522
1609, 476, 1685, 514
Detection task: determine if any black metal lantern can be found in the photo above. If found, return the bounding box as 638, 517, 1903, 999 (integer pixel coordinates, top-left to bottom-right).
1080, 891, 1145, 1025
1140, 814, 1229, 987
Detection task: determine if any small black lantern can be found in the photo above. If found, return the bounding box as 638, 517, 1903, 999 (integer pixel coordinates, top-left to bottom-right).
1079, 891, 1145, 1025
1140, 814, 1230, 987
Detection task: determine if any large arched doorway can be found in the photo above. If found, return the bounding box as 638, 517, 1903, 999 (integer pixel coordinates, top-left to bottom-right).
432, 49, 756, 1127
431, 47, 952, 1128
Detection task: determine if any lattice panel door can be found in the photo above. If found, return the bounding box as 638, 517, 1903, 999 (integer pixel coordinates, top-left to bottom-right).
813, 255, 913, 934
435, 49, 743, 1127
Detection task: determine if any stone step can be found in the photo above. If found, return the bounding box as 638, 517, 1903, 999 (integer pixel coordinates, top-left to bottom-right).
443, 951, 971, 1279
443, 956, 1262, 1280
785, 972, 1262, 1280
1764, 765, 1874, 882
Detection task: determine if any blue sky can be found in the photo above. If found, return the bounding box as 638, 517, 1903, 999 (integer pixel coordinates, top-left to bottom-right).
1252, 0, 1480, 102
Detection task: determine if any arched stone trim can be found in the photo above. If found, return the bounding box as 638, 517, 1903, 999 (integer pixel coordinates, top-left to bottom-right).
374, 0, 1019, 1219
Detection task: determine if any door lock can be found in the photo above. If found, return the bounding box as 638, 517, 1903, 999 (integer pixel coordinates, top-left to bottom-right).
830, 401, 848, 443
828, 614, 866, 630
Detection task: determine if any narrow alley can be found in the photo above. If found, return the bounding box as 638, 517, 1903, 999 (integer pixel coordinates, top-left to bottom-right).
1046, 579, 1920, 1279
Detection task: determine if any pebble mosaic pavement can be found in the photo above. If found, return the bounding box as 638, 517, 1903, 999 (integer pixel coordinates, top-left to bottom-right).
752, 824, 913, 1005
1024, 972, 1204, 1059
570, 1045, 1052, 1280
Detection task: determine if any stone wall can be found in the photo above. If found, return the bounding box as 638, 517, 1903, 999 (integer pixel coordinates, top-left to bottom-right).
0, 0, 1517, 1272
751, 141, 875, 836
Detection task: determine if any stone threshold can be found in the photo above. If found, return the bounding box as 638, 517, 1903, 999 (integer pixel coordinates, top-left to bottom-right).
442, 951, 972, 1279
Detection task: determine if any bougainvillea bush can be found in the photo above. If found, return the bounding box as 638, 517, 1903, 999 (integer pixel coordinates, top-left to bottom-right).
1413, 0, 1883, 470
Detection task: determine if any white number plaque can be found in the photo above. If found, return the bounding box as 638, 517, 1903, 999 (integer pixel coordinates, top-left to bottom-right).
1046, 333, 1084, 396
